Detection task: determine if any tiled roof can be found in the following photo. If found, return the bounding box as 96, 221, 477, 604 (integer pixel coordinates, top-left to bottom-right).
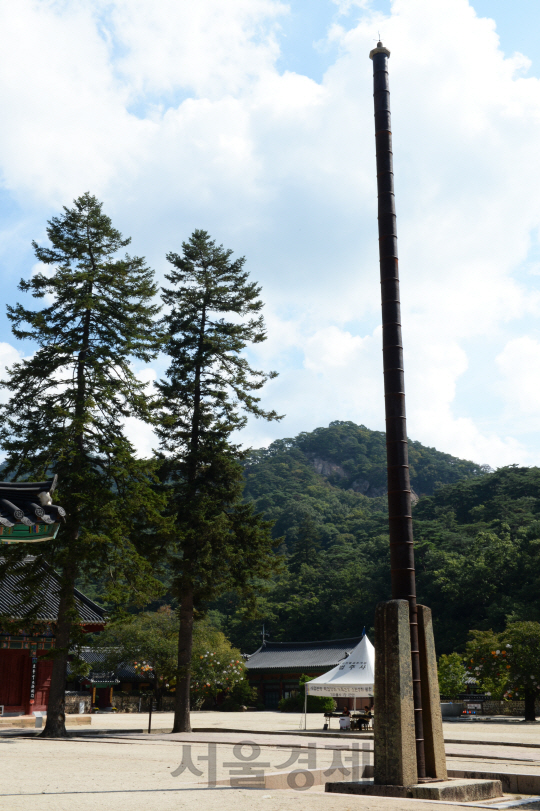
0, 557, 105, 625
0, 476, 66, 528
73, 648, 145, 682
245, 637, 363, 671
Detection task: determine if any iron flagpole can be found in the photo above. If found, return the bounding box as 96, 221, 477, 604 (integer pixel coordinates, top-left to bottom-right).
369, 40, 426, 781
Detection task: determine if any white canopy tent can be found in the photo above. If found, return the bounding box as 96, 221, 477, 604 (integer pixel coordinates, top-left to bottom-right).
303, 634, 375, 729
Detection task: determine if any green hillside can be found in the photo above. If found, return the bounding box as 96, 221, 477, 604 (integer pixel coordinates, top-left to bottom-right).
215, 421, 521, 654
414, 465, 540, 652
73, 420, 540, 659
245, 420, 485, 506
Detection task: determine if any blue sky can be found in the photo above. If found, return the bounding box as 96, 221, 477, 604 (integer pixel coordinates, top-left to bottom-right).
1, 0, 540, 467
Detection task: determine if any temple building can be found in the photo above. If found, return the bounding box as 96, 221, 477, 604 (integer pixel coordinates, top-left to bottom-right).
245, 636, 363, 709
0, 556, 105, 715
68, 649, 151, 710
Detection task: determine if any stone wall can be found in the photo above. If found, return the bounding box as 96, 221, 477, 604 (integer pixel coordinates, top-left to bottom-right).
441, 699, 540, 717
64, 692, 177, 714
111, 695, 176, 713
482, 700, 540, 717
65, 693, 91, 714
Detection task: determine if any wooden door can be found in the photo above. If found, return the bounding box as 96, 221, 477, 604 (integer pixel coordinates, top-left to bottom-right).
33, 659, 53, 710
0, 650, 28, 710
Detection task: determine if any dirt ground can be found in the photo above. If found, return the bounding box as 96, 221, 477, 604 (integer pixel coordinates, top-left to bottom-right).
2, 712, 540, 811
90, 708, 540, 741
0, 733, 442, 811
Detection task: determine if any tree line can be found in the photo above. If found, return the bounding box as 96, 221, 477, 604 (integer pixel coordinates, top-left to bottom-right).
207, 436, 540, 666
0, 193, 281, 737
438, 620, 540, 721
4, 194, 540, 735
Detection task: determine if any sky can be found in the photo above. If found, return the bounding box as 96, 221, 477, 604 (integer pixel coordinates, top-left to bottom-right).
1, 0, 540, 468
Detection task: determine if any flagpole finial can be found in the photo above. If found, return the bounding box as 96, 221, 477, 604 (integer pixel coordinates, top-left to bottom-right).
369, 41, 391, 59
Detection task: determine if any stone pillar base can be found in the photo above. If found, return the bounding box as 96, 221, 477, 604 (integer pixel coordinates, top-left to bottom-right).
325, 778, 503, 801
418, 603, 447, 780
374, 600, 447, 785
373, 599, 417, 786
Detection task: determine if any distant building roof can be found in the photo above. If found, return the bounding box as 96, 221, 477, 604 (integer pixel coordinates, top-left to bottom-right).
0, 556, 105, 625
0, 476, 65, 529
245, 637, 363, 672
75, 648, 143, 682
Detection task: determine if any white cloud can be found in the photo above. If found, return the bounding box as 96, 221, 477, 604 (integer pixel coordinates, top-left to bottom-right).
496, 337, 540, 422
331, 0, 370, 14
108, 0, 287, 99
304, 326, 368, 371
0, 342, 25, 407
406, 338, 527, 466
1, 0, 540, 466
0, 341, 24, 371
123, 365, 158, 458
0, 1, 144, 204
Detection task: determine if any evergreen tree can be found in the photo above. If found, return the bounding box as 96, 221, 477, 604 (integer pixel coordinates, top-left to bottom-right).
156, 229, 282, 732
0, 193, 166, 737
288, 514, 322, 574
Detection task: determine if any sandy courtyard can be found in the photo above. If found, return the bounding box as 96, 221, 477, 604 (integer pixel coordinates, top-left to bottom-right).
2, 712, 540, 811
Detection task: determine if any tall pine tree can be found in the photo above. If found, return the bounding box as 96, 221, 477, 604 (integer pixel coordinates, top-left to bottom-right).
156, 229, 282, 732
0, 193, 166, 737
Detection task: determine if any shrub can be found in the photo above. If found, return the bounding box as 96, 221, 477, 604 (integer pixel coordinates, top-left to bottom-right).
218, 680, 258, 711
438, 652, 466, 697
278, 674, 336, 712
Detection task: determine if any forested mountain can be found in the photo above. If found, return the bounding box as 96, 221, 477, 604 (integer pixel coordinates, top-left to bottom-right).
72, 420, 540, 660
211, 422, 540, 657
414, 466, 540, 652
244, 420, 485, 504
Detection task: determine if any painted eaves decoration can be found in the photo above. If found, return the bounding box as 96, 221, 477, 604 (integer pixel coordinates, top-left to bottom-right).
0, 475, 66, 544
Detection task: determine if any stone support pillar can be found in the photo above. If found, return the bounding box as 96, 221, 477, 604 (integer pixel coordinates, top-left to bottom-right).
375, 600, 448, 786
418, 605, 447, 780
374, 600, 418, 787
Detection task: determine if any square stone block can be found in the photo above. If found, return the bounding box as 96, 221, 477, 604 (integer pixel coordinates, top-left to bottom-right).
412, 778, 503, 801
325, 778, 503, 801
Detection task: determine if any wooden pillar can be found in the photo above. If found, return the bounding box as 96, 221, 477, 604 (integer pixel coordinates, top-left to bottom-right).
23, 651, 32, 716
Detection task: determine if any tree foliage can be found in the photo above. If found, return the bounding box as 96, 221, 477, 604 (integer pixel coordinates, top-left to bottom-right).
0, 193, 166, 736
190, 618, 247, 709
155, 230, 281, 732
96, 609, 250, 710
466, 622, 540, 720
95, 607, 178, 706
283, 421, 484, 496
415, 467, 540, 652
212, 428, 540, 658
437, 652, 467, 697
278, 674, 335, 713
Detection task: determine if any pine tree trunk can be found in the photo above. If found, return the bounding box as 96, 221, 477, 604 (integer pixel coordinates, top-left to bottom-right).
41, 561, 77, 738
524, 690, 537, 722
42, 299, 89, 739
172, 582, 194, 733
171, 302, 204, 735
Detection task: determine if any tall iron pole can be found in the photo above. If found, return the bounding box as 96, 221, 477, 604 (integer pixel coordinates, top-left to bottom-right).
370, 41, 426, 780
